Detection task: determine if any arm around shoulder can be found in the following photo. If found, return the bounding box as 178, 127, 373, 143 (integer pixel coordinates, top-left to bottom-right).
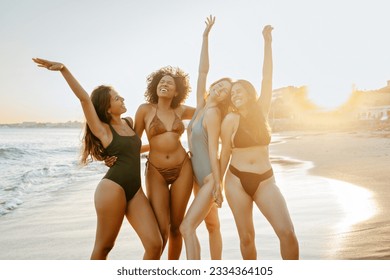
134, 103, 149, 137
180, 104, 196, 120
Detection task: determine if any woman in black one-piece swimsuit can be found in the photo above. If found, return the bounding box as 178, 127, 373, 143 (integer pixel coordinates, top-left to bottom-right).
32, 58, 162, 260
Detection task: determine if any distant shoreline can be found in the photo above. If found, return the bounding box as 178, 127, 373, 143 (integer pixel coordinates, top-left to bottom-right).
2, 119, 389, 132
0, 121, 83, 129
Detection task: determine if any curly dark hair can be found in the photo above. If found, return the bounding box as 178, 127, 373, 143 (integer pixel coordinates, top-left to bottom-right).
144, 66, 191, 108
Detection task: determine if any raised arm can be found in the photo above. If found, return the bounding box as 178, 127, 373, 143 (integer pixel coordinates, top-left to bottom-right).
257, 25, 273, 116
32, 58, 109, 144
195, 15, 215, 110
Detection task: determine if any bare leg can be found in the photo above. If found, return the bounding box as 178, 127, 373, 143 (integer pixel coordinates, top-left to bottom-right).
169, 160, 193, 259
193, 182, 222, 259
204, 205, 222, 259
90, 179, 126, 260
180, 177, 215, 260
224, 171, 257, 260
145, 164, 170, 256
253, 177, 299, 260
126, 188, 163, 259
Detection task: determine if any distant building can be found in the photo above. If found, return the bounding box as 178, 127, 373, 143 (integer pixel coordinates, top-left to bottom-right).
345, 81, 390, 121
265, 80, 390, 131
357, 105, 390, 121
351, 81, 390, 104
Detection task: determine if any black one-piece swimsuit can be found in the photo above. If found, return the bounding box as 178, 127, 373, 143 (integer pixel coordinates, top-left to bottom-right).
103, 119, 142, 201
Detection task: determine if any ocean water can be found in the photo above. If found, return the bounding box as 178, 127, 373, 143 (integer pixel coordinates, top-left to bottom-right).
0, 128, 106, 216
0, 128, 377, 259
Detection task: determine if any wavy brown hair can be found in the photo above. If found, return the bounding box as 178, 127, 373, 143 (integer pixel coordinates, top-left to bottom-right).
231, 79, 271, 144
144, 66, 191, 108
81, 85, 112, 164
208, 77, 233, 119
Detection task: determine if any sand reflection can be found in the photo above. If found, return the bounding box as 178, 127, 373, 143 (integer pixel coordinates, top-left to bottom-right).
270, 156, 377, 259
326, 178, 377, 232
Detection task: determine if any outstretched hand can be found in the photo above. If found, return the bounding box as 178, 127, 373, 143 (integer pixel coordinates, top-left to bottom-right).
262, 25, 273, 43
203, 15, 216, 37
32, 58, 64, 71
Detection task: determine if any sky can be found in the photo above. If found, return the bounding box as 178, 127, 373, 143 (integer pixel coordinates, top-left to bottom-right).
1, 0, 389, 124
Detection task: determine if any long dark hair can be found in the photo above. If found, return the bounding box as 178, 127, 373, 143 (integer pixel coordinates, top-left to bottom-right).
232, 79, 271, 144
144, 66, 191, 108
81, 85, 112, 164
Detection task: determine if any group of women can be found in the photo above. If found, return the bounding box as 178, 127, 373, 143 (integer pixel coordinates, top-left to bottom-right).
32, 15, 299, 260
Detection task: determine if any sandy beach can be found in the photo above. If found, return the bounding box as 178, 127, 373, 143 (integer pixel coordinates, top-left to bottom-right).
0, 130, 389, 260
271, 130, 390, 259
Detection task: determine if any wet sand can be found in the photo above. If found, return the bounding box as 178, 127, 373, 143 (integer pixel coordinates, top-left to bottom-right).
271, 130, 390, 259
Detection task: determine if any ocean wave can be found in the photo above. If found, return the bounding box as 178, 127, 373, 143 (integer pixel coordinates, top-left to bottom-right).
0, 147, 30, 159
0, 198, 23, 216
0, 146, 79, 160
0, 196, 20, 216
21, 164, 83, 189
0, 159, 108, 216
0, 128, 94, 216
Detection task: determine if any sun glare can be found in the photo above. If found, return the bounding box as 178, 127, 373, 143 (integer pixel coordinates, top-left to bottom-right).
307, 83, 353, 110
326, 178, 377, 233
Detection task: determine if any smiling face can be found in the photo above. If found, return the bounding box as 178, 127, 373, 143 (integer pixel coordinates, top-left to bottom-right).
231, 83, 249, 109
145, 66, 190, 108
230, 81, 257, 109
209, 80, 232, 103
108, 89, 126, 115
157, 75, 177, 99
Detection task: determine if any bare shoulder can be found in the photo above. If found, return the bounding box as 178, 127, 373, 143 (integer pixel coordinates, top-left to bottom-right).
123, 116, 134, 127
221, 112, 238, 133
205, 106, 221, 118
138, 103, 152, 110
137, 103, 154, 114
223, 112, 239, 123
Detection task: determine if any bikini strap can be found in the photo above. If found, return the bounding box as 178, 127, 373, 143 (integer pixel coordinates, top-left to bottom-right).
123, 118, 134, 130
